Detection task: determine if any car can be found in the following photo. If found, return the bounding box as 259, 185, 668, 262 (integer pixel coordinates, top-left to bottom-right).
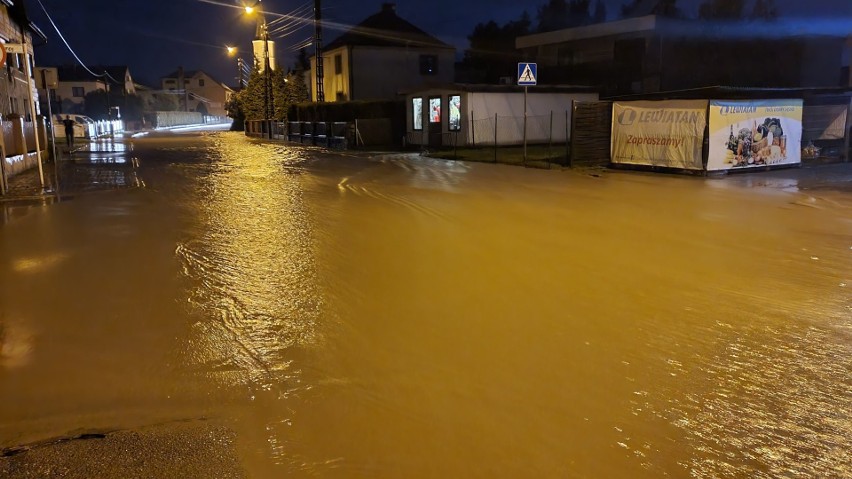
52, 114, 97, 139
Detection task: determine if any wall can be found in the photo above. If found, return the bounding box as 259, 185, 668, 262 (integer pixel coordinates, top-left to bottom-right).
352, 47, 454, 101
310, 46, 351, 102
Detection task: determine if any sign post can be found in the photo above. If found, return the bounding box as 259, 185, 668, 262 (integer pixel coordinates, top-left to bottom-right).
518, 63, 537, 164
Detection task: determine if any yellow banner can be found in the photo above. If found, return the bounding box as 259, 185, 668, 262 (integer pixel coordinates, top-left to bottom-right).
707, 100, 803, 171
611, 100, 708, 170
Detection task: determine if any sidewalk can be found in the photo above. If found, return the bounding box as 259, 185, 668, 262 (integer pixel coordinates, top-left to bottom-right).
2, 141, 140, 201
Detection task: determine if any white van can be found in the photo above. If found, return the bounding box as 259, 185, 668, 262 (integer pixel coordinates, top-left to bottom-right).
53, 114, 97, 139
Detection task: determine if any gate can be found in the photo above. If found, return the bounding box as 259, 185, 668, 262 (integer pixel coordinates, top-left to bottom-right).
570, 101, 613, 166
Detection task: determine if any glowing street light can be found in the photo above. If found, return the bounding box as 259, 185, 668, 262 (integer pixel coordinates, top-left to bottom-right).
244, 5, 254, 14
226, 46, 237, 56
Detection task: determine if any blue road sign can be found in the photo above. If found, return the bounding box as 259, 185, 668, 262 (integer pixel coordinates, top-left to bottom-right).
518, 63, 537, 86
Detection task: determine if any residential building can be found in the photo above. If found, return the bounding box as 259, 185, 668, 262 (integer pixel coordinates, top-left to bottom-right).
308, 3, 455, 102
34, 64, 136, 115
0, 0, 48, 181
161, 69, 234, 116
516, 15, 849, 96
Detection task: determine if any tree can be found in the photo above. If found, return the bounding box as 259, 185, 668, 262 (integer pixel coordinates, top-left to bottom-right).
698, 0, 745, 19
537, 0, 592, 32
462, 12, 532, 83
225, 95, 245, 131
151, 93, 179, 112
83, 90, 143, 122
296, 48, 310, 71
750, 0, 778, 20
236, 67, 308, 123
592, 0, 607, 23
622, 0, 682, 18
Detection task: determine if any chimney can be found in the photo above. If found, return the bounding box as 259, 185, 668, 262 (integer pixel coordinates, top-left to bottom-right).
381, 3, 395, 14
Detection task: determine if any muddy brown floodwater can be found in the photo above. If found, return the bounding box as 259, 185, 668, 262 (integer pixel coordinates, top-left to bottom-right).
1, 132, 850, 478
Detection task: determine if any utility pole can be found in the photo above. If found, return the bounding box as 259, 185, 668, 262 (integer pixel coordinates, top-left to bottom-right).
237, 57, 245, 90
177, 66, 187, 112
314, 0, 324, 102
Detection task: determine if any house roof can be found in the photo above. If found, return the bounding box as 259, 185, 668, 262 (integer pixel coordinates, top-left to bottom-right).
55, 65, 130, 84
162, 70, 233, 91
7, 0, 47, 43
323, 3, 453, 52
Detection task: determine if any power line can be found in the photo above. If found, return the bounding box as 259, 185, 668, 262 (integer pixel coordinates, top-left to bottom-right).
35, 0, 109, 81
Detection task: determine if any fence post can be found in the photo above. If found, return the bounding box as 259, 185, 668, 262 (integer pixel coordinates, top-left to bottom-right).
470, 110, 475, 148
454, 131, 458, 160
494, 113, 498, 164
566, 108, 572, 167
549, 110, 554, 167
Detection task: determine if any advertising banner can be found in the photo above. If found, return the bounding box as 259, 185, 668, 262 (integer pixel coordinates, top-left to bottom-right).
611, 100, 708, 170
707, 99, 803, 171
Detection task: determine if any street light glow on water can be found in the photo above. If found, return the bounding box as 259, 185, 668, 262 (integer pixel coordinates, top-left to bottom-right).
1, 133, 850, 478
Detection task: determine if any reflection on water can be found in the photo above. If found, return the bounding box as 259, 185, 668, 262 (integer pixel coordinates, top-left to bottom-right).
1, 132, 850, 477
175, 137, 321, 389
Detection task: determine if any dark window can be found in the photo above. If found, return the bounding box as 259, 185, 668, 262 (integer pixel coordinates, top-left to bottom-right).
49, 89, 57, 101
334, 55, 342, 74
72, 87, 85, 97
199, 79, 205, 87
557, 47, 573, 66
419, 55, 438, 75
336, 91, 347, 102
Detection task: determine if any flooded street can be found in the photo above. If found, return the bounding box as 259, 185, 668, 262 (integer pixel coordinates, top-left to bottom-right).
1, 132, 850, 478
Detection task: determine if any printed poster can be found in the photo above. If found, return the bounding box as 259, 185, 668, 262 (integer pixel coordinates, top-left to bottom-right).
611, 100, 708, 170
707, 99, 803, 171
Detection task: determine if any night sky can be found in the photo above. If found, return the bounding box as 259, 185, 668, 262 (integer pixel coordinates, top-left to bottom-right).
29, 0, 852, 88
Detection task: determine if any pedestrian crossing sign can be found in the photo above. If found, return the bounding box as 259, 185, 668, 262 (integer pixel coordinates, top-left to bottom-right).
518, 63, 537, 86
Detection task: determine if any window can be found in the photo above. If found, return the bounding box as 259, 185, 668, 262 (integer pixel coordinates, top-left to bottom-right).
49, 89, 57, 101
336, 92, 347, 102
412, 98, 423, 130
199, 79, 205, 87
429, 97, 441, 123
72, 87, 85, 97
419, 55, 438, 75
165, 80, 176, 85
334, 54, 342, 74
448, 95, 461, 131
185, 80, 190, 85
557, 47, 573, 66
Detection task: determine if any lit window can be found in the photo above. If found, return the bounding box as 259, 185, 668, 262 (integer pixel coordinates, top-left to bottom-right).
429, 97, 441, 123
412, 98, 422, 130
448, 95, 461, 131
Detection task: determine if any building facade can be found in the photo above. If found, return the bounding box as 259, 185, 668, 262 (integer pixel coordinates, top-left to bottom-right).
35, 65, 137, 115
516, 16, 849, 97
309, 3, 455, 102
0, 0, 48, 183
161, 70, 234, 116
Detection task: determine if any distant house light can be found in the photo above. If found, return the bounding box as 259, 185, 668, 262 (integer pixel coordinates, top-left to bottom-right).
419, 55, 438, 76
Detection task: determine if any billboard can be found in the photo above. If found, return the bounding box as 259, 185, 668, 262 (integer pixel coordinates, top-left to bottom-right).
611, 100, 708, 170
707, 99, 803, 171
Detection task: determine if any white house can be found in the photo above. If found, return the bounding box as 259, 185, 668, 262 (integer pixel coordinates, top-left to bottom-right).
405, 85, 599, 147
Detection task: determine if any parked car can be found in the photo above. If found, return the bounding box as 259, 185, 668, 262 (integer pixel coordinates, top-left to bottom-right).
52, 114, 97, 139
